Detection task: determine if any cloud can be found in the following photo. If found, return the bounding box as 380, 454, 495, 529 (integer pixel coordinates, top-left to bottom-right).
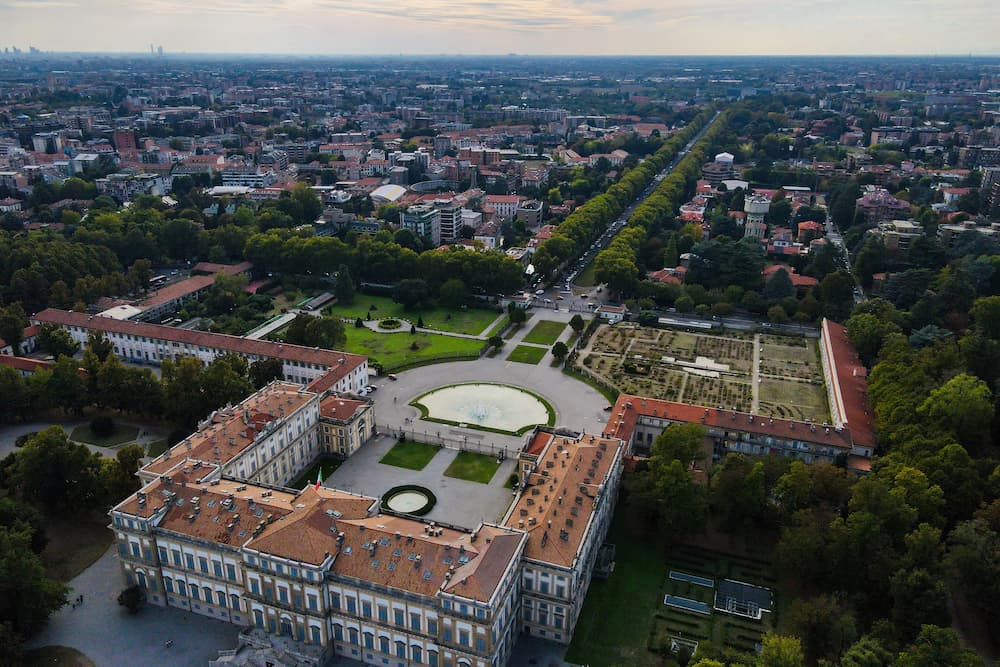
1, 0, 78, 7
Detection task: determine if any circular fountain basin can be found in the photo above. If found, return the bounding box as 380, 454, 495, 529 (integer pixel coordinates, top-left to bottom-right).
382, 485, 436, 516
411, 383, 552, 434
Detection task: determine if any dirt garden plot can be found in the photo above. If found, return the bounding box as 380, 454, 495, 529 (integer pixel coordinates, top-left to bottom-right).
757, 377, 830, 422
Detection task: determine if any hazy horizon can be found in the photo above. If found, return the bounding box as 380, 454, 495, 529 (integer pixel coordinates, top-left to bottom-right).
1, 0, 998, 57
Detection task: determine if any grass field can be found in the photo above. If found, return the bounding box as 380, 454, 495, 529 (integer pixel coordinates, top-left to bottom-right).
566, 497, 777, 666
69, 423, 140, 448
146, 439, 171, 457
506, 345, 547, 365
42, 514, 113, 582
522, 320, 567, 345
443, 451, 501, 484
379, 440, 441, 470
575, 257, 599, 287
343, 325, 483, 371
288, 456, 344, 490
25, 646, 96, 667
326, 295, 499, 336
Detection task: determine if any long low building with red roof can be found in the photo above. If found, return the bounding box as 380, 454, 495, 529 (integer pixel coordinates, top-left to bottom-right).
603, 319, 876, 472
32, 308, 368, 395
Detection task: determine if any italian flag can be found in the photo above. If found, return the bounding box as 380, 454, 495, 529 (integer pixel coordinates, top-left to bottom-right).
315, 467, 322, 490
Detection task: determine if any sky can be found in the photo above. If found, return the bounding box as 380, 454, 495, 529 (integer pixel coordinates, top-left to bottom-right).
0, 0, 998, 56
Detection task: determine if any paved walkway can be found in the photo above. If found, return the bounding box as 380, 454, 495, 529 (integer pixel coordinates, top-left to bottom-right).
28, 546, 241, 667
0, 419, 170, 461
324, 434, 517, 528
751, 333, 762, 414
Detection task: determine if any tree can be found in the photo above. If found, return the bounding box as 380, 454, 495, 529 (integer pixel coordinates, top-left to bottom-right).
334, 264, 355, 305
46, 356, 87, 415
552, 341, 569, 362
763, 268, 795, 301
840, 635, 893, 667
394, 278, 430, 310
488, 335, 504, 350
117, 584, 146, 614
767, 305, 789, 323
846, 313, 902, 367
0, 525, 68, 642
819, 271, 856, 321
788, 595, 857, 664
895, 625, 982, 667
945, 500, 1000, 627
127, 258, 153, 293
8, 427, 103, 513
249, 358, 284, 389
0, 304, 27, 355
759, 634, 806, 667
917, 374, 993, 446
569, 314, 585, 333
86, 332, 114, 362
100, 445, 144, 504
509, 307, 527, 326
439, 278, 468, 309
35, 324, 78, 359
970, 295, 1000, 339
711, 455, 767, 533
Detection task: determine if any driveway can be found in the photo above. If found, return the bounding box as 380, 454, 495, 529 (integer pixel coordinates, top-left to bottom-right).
28, 546, 241, 667
370, 344, 611, 446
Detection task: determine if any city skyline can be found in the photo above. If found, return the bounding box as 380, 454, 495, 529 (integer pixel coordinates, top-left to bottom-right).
1, 0, 998, 56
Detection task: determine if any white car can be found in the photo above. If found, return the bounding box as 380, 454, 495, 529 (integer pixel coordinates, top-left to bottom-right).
535, 289, 545, 295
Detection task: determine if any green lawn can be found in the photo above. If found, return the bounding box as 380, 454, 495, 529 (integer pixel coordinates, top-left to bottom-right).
506, 345, 547, 365
522, 319, 568, 345
69, 423, 140, 448
443, 451, 501, 484
484, 315, 510, 338
146, 439, 171, 457
327, 294, 499, 336
379, 440, 442, 471
575, 257, 599, 287
289, 456, 344, 490
343, 325, 483, 372
567, 505, 669, 667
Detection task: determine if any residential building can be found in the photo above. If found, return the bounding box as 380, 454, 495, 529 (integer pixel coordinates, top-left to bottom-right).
433, 198, 463, 243
400, 204, 442, 247
870, 219, 924, 252
855, 187, 910, 223
484, 195, 520, 221
516, 200, 543, 230
937, 220, 1000, 248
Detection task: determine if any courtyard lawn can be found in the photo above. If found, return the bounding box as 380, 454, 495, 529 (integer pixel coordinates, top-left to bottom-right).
506, 345, 547, 365
343, 326, 483, 372
289, 456, 345, 490
522, 319, 568, 345
326, 294, 499, 336
69, 423, 140, 448
443, 451, 501, 484
379, 440, 442, 471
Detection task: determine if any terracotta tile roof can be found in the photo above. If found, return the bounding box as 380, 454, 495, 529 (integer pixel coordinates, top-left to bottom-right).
141, 382, 315, 476
117, 464, 298, 545
821, 319, 876, 447
603, 393, 856, 451
0, 355, 52, 373
32, 309, 366, 383
192, 261, 253, 276
506, 434, 622, 568
249, 497, 523, 601
319, 395, 370, 422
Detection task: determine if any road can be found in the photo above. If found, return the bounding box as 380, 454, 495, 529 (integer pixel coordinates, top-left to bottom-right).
825, 212, 866, 304
553, 110, 723, 292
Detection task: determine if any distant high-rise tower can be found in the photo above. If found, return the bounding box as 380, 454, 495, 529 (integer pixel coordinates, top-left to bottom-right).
157, 45, 163, 57
150, 44, 155, 55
